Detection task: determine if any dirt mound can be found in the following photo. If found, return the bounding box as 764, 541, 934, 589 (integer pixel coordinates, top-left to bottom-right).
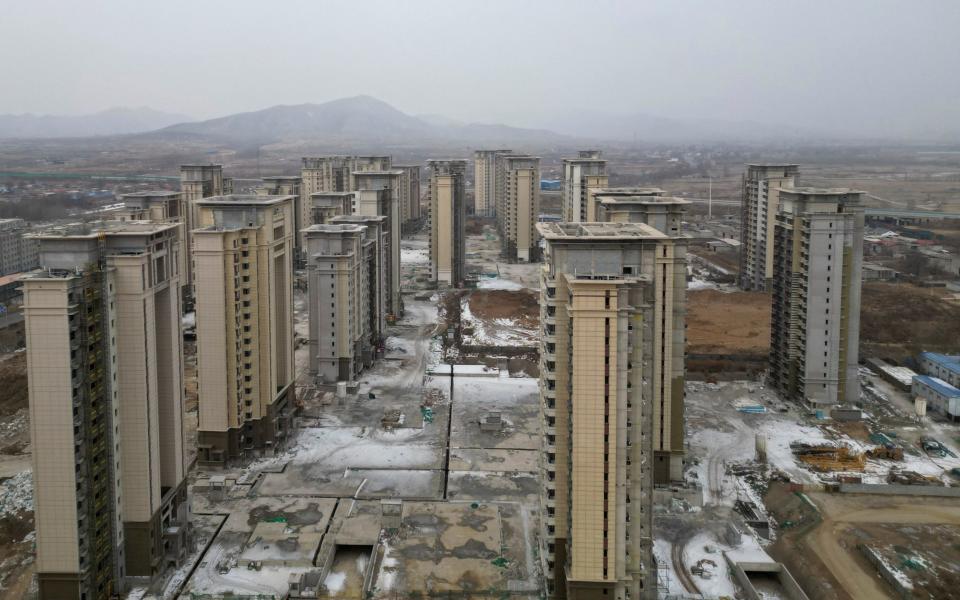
686, 290, 771, 355
467, 289, 539, 329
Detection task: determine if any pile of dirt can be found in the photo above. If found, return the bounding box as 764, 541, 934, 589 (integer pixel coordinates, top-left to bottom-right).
467, 290, 539, 329
0, 354, 27, 418
860, 282, 960, 362
686, 290, 770, 355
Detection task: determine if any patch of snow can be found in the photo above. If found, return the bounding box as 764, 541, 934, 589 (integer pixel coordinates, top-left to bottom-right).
0, 470, 32, 517
477, 278, 525, 290
324, 570, 346, 594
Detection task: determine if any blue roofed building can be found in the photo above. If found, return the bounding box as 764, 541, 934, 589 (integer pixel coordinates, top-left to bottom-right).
912, 375, 960, 421
918, 352, 960, 389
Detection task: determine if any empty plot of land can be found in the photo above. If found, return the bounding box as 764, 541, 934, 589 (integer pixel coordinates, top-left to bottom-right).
686, 289, 771, 354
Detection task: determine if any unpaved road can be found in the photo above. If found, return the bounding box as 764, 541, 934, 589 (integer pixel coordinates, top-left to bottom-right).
805, 493, 960, 600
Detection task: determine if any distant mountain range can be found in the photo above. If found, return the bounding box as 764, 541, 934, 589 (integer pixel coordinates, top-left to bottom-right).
153, 95, 569, 145
0, 107, 193, 139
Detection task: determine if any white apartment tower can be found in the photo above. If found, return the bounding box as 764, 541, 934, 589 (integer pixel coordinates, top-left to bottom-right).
193, 195, 296, 463
769, 188, 864, 410
562, 151, 609, 223
427, 159, 467, 286
537, 222, 686, 600
24, 221, 190, 600
739, 164, 799, 291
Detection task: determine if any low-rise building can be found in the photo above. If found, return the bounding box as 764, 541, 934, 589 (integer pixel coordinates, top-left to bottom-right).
912, 375, 960, 421
918, 351, 960, 388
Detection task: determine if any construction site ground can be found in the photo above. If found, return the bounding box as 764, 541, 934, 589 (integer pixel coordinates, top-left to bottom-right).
668, 376, 960, 600
124, 228, 544, 599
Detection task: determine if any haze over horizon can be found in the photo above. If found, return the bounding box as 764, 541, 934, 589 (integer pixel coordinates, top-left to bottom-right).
2, 0, 959, 139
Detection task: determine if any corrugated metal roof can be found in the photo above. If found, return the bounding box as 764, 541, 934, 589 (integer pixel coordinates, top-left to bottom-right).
913, 375, 960, 398
920, 352, 960, 375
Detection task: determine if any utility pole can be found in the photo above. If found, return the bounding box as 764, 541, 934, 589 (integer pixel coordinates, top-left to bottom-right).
708, 175, 713, 220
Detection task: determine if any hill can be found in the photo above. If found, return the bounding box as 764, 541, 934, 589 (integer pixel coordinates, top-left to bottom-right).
0, 107, 193, 139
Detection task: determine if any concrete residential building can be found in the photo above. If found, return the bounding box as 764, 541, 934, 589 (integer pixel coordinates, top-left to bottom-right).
111, 191, 188, 290
24, 221, 189, 600
584, 188, 665, 223
259, 176, 307, 260
180, 165, 227, 287
537, 222, 686, 600
474, 149, 512, 216
427, 159, 467, 286
499, 155, 541, 262
393, 164, 422, 224
193, 195, 296, 463
310, 191, 355, 225
562, 152, 608, 223
593, 189, 688, 235
768, 188, 864, 410
304, 219, 387, 382
301, 156, 393, 196
739, 164, 799, 291
0, 218, 39, 276
331, 214, 388, 349
353, 171, 403, 317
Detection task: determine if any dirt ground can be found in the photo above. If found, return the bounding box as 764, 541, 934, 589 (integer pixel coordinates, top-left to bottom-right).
686, 290, 771, 354
467, 289, 539, 330
765, 487, 960, 600
860, 282, 960, 362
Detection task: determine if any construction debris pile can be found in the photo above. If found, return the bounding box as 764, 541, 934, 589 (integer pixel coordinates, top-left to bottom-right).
790, 442, 866, 472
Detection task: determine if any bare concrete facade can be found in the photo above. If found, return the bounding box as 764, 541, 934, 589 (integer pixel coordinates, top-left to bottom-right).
301, 155, 393, 197
593, 190, 689, 235
393, 164, 422, 224
24, 221, 190, 599
739, 164, 799, 291
562, 151, 608, 223
769, 188, 864, 410
193, 195, 296, 463
538, 222, 686, 600
309, 191, 355, 225
353, 171, 403, 318
498, 155, 541, 262
304, 218, 387, 382
427, 159, 467, 286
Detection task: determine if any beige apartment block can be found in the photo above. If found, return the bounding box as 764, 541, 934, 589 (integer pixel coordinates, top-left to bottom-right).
301, 156, 393, 197
193, 195, 296, 463
393, 164, 422, 224
739, 164, 799, 291
592, 189, 688, 235
473, 149, 512, 216
180, 165, 227, 287
353, 171, 403, 317
24, 221, 190, 600
499, 155, 541, 262
427, 160, 467, 286
259, 176, 307, 260
769, 188, 864, 410
310, 191, 355, 225
111, 191, 189, 299
304, 221, 387, 382
562, 151, 608, 223
537, 222, 686, 600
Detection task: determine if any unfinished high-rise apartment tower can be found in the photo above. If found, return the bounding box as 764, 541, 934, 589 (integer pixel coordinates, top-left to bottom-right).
353, 170, 403, 318
304, 216, 387, 382
562, 151, 608, 223
769, 188, 864, 410
474, 149, 511, 216
23, 221, 190, 600
193, 195, 296, 463
393, 164, 422, 225
180, 165, 229, 289
739, 164, 799, 291
428, 159, 467, 286
498, 155, 541, 262
259, 175, 307, 261
538, 222, 686, 600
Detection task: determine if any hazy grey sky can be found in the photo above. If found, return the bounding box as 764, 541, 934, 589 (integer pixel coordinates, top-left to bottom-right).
2, 0, 958, 135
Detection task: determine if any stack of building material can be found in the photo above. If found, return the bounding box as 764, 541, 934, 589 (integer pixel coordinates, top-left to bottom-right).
790, 442, 866, 472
